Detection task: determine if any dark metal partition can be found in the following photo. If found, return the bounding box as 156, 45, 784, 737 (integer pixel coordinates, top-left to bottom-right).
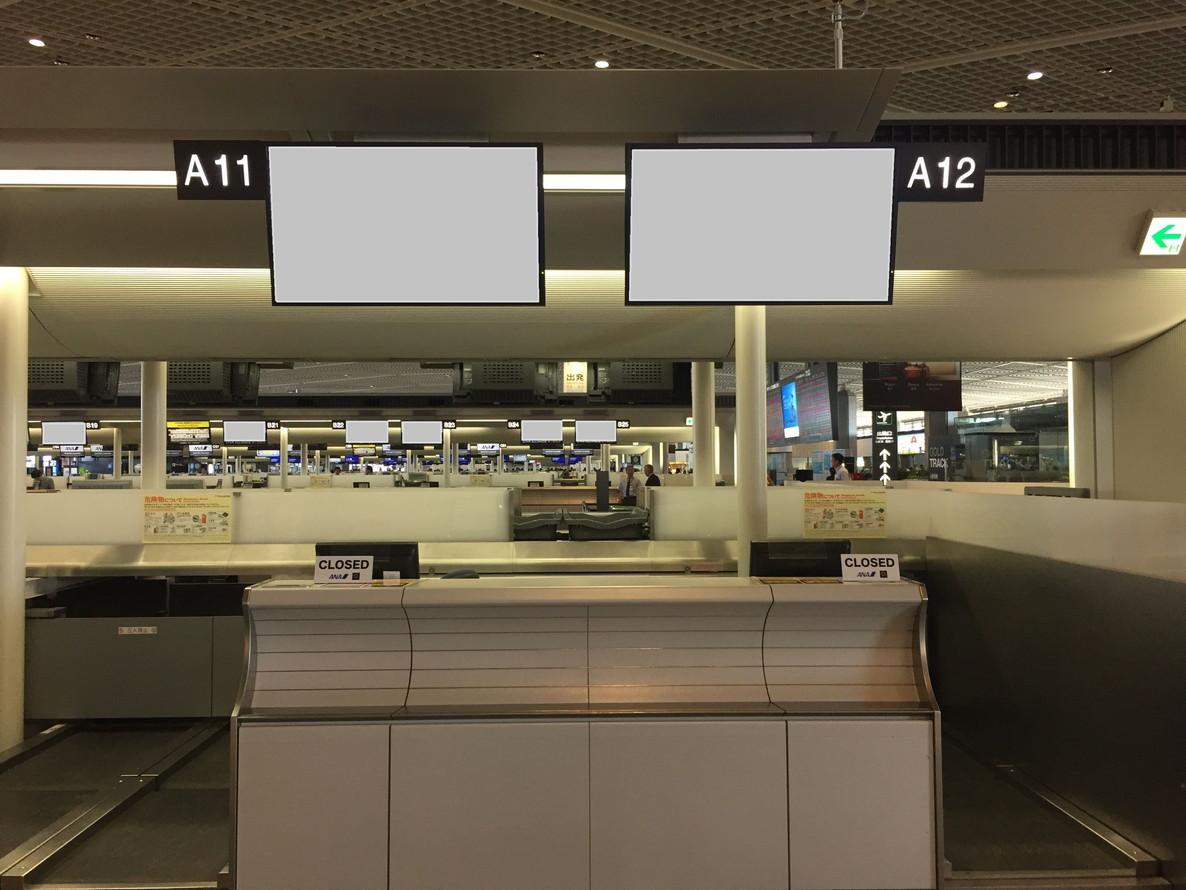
925, 538, 1186, 888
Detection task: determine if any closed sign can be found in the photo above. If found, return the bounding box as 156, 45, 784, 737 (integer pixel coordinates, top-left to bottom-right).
314, 555, 375, 584
841, 554, 901, 582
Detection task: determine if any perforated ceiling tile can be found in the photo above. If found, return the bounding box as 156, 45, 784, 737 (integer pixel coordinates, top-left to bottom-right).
0, 0, 1184, 112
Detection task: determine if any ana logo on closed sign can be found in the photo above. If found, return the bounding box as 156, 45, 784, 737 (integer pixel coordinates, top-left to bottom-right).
314, 556, 375, 584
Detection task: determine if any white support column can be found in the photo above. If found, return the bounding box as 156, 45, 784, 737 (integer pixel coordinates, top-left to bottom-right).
692, 361, 716, 487
300, 443, 309, 477
314, 449, 322, 476
735, 306, 768, 576
140, 361, 167, 490
1068, 360, 1096, 494
279, 427, 290, 490
1093, 361, 1115, 499
111, 427, 122, 479
221, 446, 229, 483
719, 414, 736, 485
442, 429, 453, 486
0, 268, 29, 750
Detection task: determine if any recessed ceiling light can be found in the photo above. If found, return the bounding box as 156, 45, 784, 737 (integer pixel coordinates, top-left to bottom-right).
1027, 71, 1044, 81
52, 58, 68, 65
83, 32, 100, 41
993, 100, 1009, 109
27, 37, 46, 47
1097, 66, 1114, 75
1006, 90, 1021, 98
593, 59, 610, 69
530, 50, 545, 59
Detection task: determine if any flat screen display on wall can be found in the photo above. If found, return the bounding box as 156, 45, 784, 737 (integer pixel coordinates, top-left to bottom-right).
767, 363, 839, 446
574, 420, 618, 444
41, 421, 86, 446
863, 362, 962, 411
400, 421, 444, 446
627, 145, 896, 304
221, 420, 267, 444
267, 144, 543, 305
345, 420, 390, 445
519, 419, 564, 444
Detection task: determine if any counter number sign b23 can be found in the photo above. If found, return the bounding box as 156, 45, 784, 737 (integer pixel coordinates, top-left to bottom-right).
173, 141, 268, 200
894, 143, 986, 203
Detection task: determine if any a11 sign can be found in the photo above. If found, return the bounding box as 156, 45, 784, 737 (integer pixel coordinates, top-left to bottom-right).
173, 141, 268, 200
1139, 215, 1185, 256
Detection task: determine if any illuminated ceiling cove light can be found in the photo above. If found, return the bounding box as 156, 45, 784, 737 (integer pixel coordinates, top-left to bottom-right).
0, 169, 628, 192
993, 100, 1009, 109
1027, 70, 1044, 80
594, 59, 610, 69
27, 37, 46, 47
0, 169, 177, 187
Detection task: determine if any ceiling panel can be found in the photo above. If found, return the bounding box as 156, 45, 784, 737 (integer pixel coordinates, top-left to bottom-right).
0, 0, 1183, 113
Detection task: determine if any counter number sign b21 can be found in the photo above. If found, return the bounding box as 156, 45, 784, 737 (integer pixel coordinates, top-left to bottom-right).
173, 141, 268, 200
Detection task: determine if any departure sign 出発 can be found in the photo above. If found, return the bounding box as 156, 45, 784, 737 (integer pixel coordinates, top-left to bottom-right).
894, 143, 986, 202
173, 141, 268, 200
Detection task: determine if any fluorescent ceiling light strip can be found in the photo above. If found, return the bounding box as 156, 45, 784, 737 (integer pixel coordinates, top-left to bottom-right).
0, 169, 178, 187
0, 170, 627, 192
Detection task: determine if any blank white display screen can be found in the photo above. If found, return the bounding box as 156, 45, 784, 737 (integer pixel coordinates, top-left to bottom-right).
520, 420, 563, 443
627, 146, 896, 304
401, 421, 443, 446
41, 421, 86, 446
267, 145, 543, 305
346, 420, 390, 444
222, 420, 267, 444
574, 420, 618, 443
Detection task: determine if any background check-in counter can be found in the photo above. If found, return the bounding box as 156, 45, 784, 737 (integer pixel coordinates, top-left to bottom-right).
232, 575, 942, 890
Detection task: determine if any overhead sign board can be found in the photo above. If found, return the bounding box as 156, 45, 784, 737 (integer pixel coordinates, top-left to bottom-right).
173, 140, 268, 200
1139, 215, 1186, 256
841, 554, 901, 582
872, 410, 898, 485
893, 143, 986, 202
561, 361, 589, 395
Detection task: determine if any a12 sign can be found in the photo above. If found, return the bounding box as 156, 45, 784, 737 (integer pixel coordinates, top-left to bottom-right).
894, 143, 987, 203
173, 141, 268, 200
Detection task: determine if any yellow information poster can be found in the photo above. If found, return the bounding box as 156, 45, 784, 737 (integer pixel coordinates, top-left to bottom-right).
802, 490, 888, 539
142, 493, 233, 544
309, 475, 333, 489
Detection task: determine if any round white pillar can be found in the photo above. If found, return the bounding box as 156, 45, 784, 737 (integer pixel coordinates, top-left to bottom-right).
0, 268, 29, 750
111, 427, 122, 479
692, 361, 716, 487
140, 361, 167, 490
734, 307, 768, 576
279, 427, 290, 490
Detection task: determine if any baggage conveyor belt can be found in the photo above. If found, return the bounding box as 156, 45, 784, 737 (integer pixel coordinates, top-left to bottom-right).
0, 720, 228, 890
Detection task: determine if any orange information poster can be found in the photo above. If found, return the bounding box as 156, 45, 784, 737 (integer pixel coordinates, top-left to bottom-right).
142, 493, 233, 544
802, 490, 888, 539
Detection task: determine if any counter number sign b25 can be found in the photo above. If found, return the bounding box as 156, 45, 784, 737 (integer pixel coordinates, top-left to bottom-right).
894, 143, 986, 203
173, 141, 268, 200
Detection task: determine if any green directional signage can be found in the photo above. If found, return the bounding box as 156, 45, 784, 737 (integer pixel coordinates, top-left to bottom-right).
1140, 215, 1186, 256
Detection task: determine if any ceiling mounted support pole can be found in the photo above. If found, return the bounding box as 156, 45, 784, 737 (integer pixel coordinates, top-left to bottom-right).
140, 361, 167, 491
735, 305, 768, 578
833, 0, 845, 70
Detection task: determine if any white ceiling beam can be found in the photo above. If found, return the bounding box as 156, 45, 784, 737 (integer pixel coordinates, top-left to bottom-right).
497, 0, 761, 69
897, 13, 1186, 73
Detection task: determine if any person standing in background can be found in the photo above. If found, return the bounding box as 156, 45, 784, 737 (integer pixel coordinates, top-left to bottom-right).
829, 453, 851, 481
643, 464, 662, 487
29, 468, 55, 491
618, 465, 643, 506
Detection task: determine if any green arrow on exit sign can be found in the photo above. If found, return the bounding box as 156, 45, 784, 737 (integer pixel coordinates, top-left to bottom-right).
1152, 224, 1182, 250
1141, 216, 1186, 256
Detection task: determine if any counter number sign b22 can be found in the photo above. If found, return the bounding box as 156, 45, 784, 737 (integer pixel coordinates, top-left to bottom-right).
173, 141, 268, 200
894, 143, 986, 203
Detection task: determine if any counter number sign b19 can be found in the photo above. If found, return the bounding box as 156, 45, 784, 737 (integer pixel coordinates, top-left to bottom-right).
173, 141, 268, 200
894, 143, 986, 203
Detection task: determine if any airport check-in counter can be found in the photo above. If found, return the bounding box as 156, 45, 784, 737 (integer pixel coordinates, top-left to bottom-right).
232, 575, 941, 890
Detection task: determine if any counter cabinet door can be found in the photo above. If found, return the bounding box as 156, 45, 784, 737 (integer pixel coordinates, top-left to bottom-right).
589, 719, 790, 890
787, 718, 937, 890
235, 722, 390, 890
389, 721, 590, 890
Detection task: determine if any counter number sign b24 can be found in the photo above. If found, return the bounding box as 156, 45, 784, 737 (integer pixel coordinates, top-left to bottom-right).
173, 141, 268, 200
894, 143, 986, 203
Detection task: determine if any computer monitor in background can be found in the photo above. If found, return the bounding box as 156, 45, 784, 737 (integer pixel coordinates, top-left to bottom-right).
749, 540, 851, 578
793, 469, 814, 483
315, 542, 421, 580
